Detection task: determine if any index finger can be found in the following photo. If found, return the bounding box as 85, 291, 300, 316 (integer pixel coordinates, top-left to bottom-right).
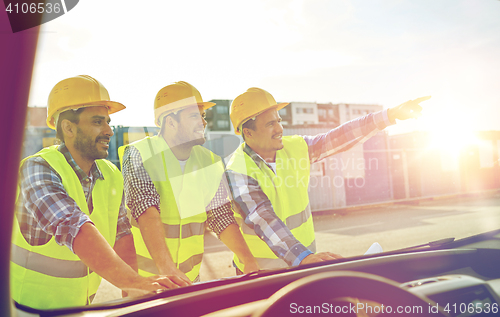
169, 275, 191, 287
325, 252, 344, 259
412, 96, 431, 104
155, 276, 181, 289
320, 252, 343, 260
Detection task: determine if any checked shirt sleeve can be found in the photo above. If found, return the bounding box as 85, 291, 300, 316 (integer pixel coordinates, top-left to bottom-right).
115, 193, 132, 241
121, 146, 161, 221
227, 170, 312, 266
17, 157, 92, 254
305, 109, 393, 163
205, 174, 236, 238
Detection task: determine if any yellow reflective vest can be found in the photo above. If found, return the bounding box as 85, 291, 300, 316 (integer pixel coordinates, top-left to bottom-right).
226, 136, 316, 271
11, 146, 123, 309
118, 136, 224, 281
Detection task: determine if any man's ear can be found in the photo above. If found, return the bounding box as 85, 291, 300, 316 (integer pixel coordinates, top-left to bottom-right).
165, 116, 178, 130
61, 119, 76, 139
243, 128, 252, 140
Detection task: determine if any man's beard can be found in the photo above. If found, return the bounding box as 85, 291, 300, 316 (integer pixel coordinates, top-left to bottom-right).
175, 126, 206, 148
274, 143, 284, 151
74, 127, 109, 161
272, 133, 284, 151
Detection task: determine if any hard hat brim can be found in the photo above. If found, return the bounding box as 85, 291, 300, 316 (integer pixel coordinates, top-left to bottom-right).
200, 101, 216, 111
275, 102, 289, 112
155, 101, 216, 127
46, 101, 126, 130
235, 102, 289, 135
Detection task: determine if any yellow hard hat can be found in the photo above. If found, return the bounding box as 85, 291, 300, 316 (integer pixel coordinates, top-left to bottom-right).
46, 75, 125, 129
230, 87, 289, 135
154, 81, 215, 127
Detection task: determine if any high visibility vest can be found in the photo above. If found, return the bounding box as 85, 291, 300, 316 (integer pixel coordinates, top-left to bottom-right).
118, 136, 224, 281
226, 136, 316, 271
10, 145, 123, 310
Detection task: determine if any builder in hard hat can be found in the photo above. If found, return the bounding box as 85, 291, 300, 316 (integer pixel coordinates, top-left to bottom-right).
119, 81, 258, 284
11, 75, 188, 310
226, 88, 431, 272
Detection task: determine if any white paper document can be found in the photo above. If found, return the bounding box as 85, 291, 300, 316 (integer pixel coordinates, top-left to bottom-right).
364, 242, 383, 255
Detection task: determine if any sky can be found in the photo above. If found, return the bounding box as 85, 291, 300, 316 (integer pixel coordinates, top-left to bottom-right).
27, 0, 500, 135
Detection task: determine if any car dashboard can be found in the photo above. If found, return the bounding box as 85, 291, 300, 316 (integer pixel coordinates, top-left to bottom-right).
14, 230, 500, 317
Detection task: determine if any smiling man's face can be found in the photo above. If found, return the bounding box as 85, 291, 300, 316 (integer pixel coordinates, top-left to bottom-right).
244, 108, 284, 162
172, 105, 207, 147
74, 106, 114, 160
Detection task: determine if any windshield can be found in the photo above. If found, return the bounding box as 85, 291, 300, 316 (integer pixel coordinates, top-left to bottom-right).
15, 0, 500, 310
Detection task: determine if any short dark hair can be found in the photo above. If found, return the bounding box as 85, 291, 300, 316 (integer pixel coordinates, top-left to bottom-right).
167, 111, 182, 123
241, 119, 256, 141
55, 108, 86, 143
159, 109, 183, 135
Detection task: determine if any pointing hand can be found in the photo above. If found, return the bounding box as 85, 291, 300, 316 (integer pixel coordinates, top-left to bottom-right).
388, 96, 431, 122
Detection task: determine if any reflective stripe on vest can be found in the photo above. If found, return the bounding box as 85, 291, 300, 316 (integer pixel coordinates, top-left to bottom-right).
227, 136, 316, 271
136, 253, 204, 276
10, 146, 122, 310
239, 207, 313, 235
119, 136, 223, 281
11, 244, 91, 278
131, 218, 205, 239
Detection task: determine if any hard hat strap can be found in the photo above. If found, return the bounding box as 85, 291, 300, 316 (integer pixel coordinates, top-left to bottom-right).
53, 105, 109, 128
54, 107, 85, 128
238, 116, 256, 133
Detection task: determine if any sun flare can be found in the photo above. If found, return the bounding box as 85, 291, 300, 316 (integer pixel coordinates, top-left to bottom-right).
428, 128, 480, 157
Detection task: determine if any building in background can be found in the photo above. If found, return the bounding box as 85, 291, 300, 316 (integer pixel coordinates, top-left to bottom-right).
26, 107, 47, 127
289, 102, 318, 125
206, 99, 232, 132
205, 100, 383, 130
23, 106, 56, 158
204, 99, 241, 159
338, 103, 383, 122
317, 103, 340, 127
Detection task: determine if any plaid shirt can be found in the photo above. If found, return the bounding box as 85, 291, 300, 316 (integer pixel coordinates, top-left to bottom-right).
227, 110, 393, 266
121, 145, 235, 238
16, 144, 131, 254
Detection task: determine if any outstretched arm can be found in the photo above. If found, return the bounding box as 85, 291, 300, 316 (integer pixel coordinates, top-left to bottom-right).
306, 96, 430, 164
305, 109, 392, 164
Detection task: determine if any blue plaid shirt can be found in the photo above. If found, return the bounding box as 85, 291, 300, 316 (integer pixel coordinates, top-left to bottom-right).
227, 110, 393, 266
16, 144, 131, 253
